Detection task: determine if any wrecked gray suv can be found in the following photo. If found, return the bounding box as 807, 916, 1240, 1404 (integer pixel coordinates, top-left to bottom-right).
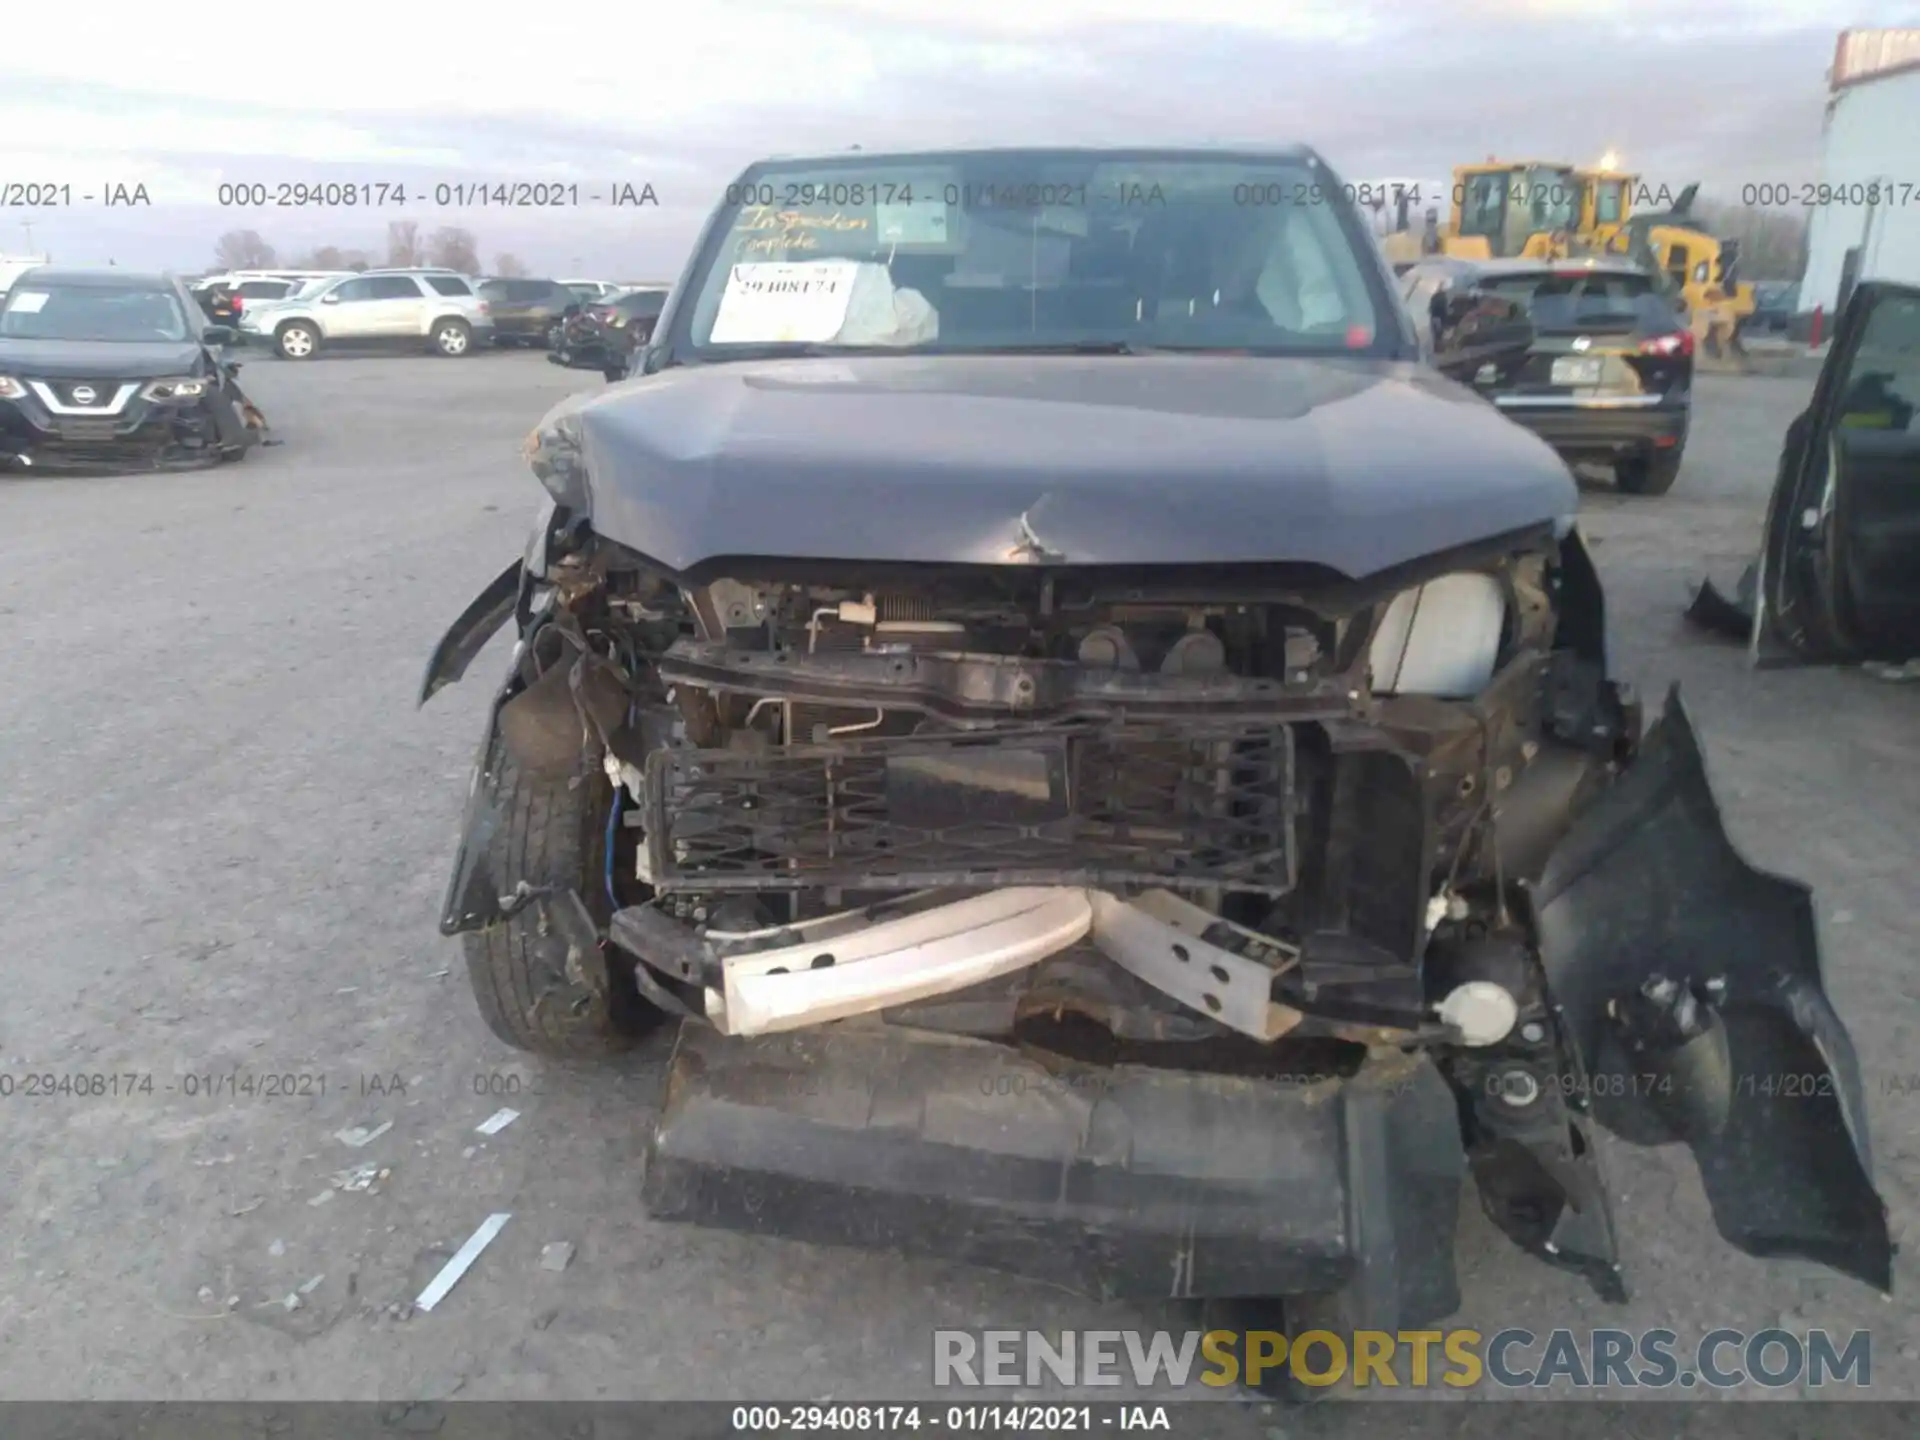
421, 146, 1891, 1336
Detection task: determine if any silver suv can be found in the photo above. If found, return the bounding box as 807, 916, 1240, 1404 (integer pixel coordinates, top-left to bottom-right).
240, 269, 494, 360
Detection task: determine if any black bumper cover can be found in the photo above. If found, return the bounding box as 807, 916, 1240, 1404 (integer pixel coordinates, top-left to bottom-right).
1502, 401, 1687, 460
0, 392, 250, 472
643, 1021, 1465, 1322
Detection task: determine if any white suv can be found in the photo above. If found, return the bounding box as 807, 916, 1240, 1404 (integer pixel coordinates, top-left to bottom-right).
241, 269, 495, 359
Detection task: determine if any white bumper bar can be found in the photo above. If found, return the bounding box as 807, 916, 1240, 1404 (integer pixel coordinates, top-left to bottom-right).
708, 886, 1301, 1039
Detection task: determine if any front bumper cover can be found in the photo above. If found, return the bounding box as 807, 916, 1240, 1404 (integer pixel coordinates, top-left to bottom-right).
1, 388, 251, 471
644, 1019, 1466, 1317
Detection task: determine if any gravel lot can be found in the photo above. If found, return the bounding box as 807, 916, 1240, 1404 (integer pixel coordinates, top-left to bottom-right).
1, 350, 1915, 1419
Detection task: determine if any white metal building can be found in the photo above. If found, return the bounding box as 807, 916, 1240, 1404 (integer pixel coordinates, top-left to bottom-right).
1800, 28, 1920, 316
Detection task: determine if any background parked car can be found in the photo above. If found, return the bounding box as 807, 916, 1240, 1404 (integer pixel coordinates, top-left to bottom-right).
476, 278, 582, 349
238, 269, 493, 360
559, 279, 624, 304
551, 286, 669, 377
192, 275, 323, 339
1400, 255, 1695, 495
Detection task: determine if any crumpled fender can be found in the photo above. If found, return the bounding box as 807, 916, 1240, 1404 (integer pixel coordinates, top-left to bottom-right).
1533, 685, 1892, 1291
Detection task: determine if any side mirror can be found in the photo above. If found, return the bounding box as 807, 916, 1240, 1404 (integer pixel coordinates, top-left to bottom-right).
202, 324, 235, 346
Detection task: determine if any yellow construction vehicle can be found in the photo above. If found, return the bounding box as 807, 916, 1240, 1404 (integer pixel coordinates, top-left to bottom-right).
1379, 158, 1590, 268
1594, 184, 1756, 369
1576, 163, 1637, 248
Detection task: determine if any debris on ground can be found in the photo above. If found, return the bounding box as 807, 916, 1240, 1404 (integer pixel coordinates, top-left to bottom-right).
539, 1242, 574, 1272
461, 1146, 477, 1160
269, 1239, 286, 1257
299, 1274, 325, 1295
281, 1293, 302, 1312
415, 1213, 511, 1313
475, 1108, 519, 1136
1865, 659, 1920, 682
336, 1121, 394, 1149
227, 1198, 264, 1217
330, 1162, 389, 1194
197, 1286, 216, 1304
307, 1190, 335, 1208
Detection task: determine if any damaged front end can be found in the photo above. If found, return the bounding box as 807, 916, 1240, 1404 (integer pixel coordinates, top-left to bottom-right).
425, 468, 1890, 1321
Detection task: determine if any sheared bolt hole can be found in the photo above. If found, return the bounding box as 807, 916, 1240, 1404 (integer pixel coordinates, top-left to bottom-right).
767, 966, 789, 975
1209, 965, 1230, 984
1203, 994, 1222, 1013
1458, 775, 1477, 796
811, 954, 835, 969
1171, 945, 1190, 963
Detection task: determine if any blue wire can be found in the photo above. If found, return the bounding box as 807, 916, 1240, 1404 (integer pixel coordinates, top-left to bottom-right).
604, 787, 621, 907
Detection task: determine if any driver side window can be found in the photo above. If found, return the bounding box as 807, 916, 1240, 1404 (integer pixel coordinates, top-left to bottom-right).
331, 278, 377, 303
1839, 293, 1920, 431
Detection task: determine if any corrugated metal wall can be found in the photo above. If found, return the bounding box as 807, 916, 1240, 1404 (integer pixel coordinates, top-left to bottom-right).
1832, 28, 1920, 89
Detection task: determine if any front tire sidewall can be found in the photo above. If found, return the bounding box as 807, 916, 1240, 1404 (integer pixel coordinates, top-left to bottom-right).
459, 738, 661, 1056
434, 320, 473, 357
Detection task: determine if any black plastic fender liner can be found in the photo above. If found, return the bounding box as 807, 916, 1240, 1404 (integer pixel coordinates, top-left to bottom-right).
1533, 685, 1892, 1291
419, 561, 523, 706
642, 1020, 1466, 1320
435, 682, 518, 937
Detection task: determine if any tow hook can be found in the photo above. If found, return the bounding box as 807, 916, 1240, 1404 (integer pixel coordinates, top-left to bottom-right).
1608, 973, 1733, 1141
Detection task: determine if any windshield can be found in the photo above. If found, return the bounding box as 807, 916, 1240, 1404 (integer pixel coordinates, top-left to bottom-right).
677, 151, 1391, 358
1592, 180, 1625, 225
0, 284, 191, 342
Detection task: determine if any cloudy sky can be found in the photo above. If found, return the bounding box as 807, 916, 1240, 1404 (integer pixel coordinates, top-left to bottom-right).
0, 0, 1910, 277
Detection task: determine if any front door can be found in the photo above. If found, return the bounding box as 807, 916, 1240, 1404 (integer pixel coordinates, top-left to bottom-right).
1755, 281, 1920, 662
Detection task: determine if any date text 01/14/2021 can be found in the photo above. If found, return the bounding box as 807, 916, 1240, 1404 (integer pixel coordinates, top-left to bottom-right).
210, 181, 661, 208
730, 1405, 1174, 1431
0, 1071, 407, 1100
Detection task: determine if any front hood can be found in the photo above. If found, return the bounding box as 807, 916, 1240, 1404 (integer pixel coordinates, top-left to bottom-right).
0, 337, 206, 380
533, 354, 1578, 579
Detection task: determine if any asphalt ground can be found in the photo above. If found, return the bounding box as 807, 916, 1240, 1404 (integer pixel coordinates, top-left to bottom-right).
1, 348, 1915, 1424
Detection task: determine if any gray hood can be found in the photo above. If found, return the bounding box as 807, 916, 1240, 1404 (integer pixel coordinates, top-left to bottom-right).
530, 353, 1577, 579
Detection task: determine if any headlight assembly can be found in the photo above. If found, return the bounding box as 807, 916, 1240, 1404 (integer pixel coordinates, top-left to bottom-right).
0, 375, 25, 400
142, 377, 213, 401
1367, 572, 1507, 698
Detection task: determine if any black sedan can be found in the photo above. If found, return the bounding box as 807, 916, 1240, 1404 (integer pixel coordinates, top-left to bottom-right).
0, 268, 267, 472
1400, 256, 1694, 495
476, 278, 584, 349
549, 287, 668, 377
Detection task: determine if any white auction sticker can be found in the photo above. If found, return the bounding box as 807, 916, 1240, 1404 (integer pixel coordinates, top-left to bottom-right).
7, 291, 50, 314
711, 261, 860, 344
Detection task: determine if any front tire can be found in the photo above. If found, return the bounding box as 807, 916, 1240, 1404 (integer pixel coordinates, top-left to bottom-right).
431, 318, 473, 357
460, 738, 662, 1057
275, 322, 319, 360
1615, 447, 1683, 496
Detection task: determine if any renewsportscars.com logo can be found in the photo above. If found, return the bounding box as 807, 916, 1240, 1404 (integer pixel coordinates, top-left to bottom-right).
933, 1328, 1874, 1391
